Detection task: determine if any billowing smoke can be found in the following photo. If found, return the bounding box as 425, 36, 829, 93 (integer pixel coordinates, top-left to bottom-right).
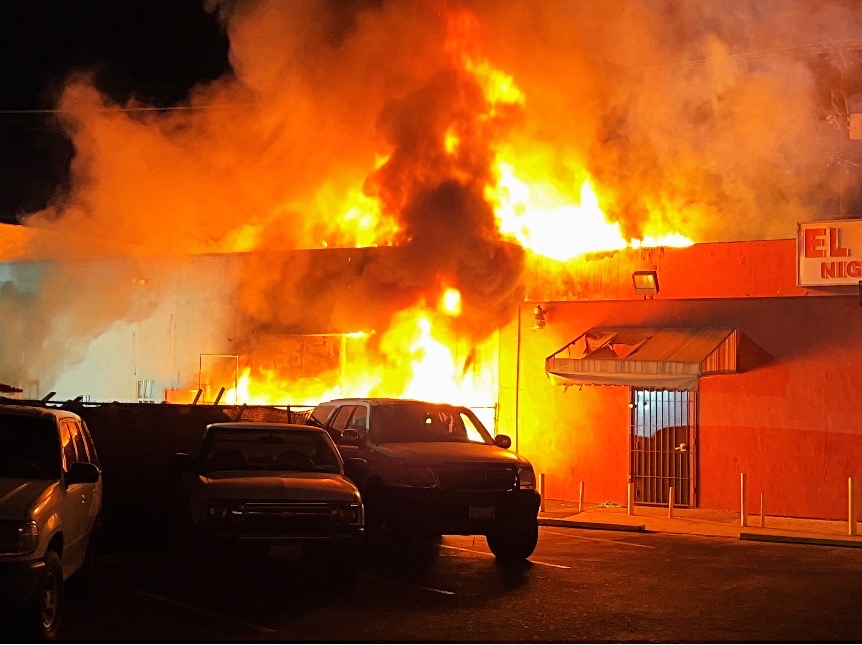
4, 0, 861, 391
24, 1, 862, 246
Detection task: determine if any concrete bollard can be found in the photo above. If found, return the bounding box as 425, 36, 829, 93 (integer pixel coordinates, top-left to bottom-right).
740, 472, 747, 528
578, 481, 585, 513
627, 482, 635, 515
849, 477, 858, 537
760, 492, 765, 528
668, 487, 674, 519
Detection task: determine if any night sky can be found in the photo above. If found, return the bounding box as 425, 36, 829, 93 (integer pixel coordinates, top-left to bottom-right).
0, 0, 230, 224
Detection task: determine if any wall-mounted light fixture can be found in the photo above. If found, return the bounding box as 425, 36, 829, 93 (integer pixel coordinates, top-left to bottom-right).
632, 270, 659, 298
532, 304, 547, 330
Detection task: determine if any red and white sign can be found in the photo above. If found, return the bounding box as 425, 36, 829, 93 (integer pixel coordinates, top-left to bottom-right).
797, 219, 862, 286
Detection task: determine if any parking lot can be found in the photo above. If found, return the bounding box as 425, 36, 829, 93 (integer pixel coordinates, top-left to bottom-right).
56, 525, 862, 643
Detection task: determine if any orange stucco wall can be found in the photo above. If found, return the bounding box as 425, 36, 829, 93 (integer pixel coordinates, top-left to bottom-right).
502, 239, 862, 520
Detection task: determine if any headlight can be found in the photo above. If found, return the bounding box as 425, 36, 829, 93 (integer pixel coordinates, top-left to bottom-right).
330, 502, 364, 526
204, 503, 233, 520
517, 466, 536, 490
14, 521, 39, 554
391, 465, 437, 488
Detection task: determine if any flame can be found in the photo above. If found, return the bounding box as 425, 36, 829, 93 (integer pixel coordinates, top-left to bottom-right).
439, 287, 462, 316
486, 156, 693, 261
223, 291, 497, 429
204, 8, 693, 418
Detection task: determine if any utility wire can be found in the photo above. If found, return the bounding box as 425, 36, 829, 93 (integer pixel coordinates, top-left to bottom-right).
0, 103, 253, 115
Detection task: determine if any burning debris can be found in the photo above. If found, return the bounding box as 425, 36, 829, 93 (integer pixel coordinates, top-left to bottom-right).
2, 0, 861, 404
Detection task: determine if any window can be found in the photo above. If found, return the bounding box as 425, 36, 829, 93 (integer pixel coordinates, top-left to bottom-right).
80, 422, 100, 468
69, 420, 90, 463
59, 421, 77, 471
310, 404, 336, 426
330, 406, 358, 433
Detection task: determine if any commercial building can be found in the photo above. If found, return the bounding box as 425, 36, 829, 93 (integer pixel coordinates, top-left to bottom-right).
2, 222, 860, 521
501, 226, 862, 521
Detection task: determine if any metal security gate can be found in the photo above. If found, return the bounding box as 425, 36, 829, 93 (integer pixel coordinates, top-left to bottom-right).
630, 388, 697, 507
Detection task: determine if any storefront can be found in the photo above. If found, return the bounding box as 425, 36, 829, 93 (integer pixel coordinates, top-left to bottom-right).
500, 230, 862, 521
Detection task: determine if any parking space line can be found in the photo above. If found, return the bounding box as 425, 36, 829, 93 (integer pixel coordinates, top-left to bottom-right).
541, 528, 656, 548
440, 544, 571, 569
364, 575, 455, 595
131, 588, 278, 633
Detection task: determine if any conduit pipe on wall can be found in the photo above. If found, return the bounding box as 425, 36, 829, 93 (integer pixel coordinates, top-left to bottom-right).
740, 472, 747, 528
850, 477, 858, 536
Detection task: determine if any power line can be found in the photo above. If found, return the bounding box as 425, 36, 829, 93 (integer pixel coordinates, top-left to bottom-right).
0, 103, 253, 116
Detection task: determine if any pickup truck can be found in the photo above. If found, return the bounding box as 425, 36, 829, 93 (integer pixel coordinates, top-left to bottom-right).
172, 421, 364, 589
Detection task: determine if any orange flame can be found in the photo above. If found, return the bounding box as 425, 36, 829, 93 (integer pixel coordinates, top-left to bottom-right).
225, 8, 692, 420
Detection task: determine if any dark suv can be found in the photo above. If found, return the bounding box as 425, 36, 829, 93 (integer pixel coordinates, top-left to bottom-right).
307, 398, 541, 561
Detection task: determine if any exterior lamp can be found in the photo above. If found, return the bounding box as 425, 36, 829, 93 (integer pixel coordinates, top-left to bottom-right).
632, 270, 659, 297
532, 305, 546, 330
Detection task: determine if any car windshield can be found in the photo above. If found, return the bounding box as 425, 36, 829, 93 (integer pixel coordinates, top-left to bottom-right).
199, 427, 342, 474
0, 415, 61, 479
371, 404, 494, 445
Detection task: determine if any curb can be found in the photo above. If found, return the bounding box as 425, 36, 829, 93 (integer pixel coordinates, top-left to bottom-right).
539, 518, 646, 532
739, 531, 862, 548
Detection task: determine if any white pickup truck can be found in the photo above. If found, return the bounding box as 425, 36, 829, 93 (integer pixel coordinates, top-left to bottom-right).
0, 404, 103, 640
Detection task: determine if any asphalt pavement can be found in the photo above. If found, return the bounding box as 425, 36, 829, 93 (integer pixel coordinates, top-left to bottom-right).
538, 498, 862, 548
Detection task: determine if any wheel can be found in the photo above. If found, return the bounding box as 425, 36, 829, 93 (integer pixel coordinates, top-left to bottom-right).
17, 550, 64, 640
486, 519, 539, 562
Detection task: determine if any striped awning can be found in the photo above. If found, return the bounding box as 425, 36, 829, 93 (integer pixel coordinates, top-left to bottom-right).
545, 328, 738, 391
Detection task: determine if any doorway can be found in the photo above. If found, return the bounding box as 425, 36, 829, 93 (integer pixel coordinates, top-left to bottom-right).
629, 388, 697, 507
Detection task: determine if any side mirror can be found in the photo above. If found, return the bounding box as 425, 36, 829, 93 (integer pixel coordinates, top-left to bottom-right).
340, 429, 366, 447
171, 452, 196, 472
66, 462, 101, 485
494, 434, 512, 449
343, 457, 368, 482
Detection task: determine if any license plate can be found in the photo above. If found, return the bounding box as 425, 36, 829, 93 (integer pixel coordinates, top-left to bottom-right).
469, 505, 495, 520
268, 543, 303, 561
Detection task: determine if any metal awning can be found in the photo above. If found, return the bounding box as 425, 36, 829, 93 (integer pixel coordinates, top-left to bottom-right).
545, 327, 738, 391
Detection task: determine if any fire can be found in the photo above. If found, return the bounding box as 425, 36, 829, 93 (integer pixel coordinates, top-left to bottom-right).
443, 8, 692, 263
224, 290, 497, 427
222, 8, 694, 416
35, 6, 696, 417
489, 162, 626, 261
439, 288, 462, 316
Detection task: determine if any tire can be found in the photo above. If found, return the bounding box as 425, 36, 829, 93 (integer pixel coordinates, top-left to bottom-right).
486, 519, 539, 562
18, 550, 64, 640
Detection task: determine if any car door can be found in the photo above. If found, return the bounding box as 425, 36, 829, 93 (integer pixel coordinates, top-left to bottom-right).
59, 419, 93, 573
327, 404, 370, 481
72, 419, 102, 528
